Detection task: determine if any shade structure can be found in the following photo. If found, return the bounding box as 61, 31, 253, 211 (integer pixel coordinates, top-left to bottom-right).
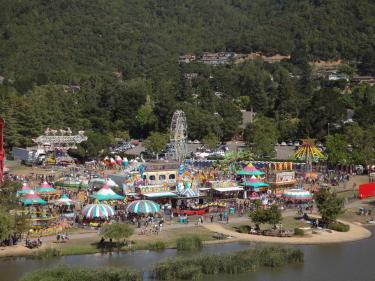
81, 204, 115, 219
20, 190, 47, 205
54, 194, 75, 206
36, 181, 56, 193
282, 189, 312, 201
181, 188, 197, 197
237, 163, 264, 176
17, 182, 33, 196
126, 200, 160, 215
90, 184, 124, 201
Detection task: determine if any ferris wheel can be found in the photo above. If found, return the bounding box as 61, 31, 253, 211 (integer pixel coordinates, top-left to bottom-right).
170, 110, 188, 162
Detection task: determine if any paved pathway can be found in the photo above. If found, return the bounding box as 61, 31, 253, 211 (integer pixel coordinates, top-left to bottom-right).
202, 219, 371, 245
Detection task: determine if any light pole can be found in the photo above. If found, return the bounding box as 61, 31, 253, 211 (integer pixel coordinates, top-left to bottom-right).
327, 122, 330, 136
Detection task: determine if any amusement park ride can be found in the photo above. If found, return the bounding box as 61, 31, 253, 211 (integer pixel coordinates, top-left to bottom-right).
293, 139, 325, 178
33, 128, 88, 152
169, 110, 188, 162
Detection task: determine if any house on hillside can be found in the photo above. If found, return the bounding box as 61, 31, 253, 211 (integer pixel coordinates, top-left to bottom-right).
178, 54, 196, 64
328, 73, 349, 81
351, 76, 375, 86
199, 52, 235, 65
261, 54, 290, 63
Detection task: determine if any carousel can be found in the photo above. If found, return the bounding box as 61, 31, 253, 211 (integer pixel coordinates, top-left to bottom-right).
282, 188, 313, 202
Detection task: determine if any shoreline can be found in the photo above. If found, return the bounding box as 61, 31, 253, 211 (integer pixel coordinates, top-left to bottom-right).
0, 219, 372, 259
203, 219, 372, 245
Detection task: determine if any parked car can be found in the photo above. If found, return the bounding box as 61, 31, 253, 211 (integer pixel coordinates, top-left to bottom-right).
280, 141, 287, 146
193, 140, 200, 144
293, 141, 300, 146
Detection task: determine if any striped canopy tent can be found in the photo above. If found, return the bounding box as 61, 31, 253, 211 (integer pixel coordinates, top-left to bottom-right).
54, 194, 75, 206
181, 188, 198, 198
237, 163, 264, 176
36, 181, 56, 193
241, 176, 269, 189
81, 204, 115, 219
126, 200, 160, 215
282, 189, 312, 201
17, 182, 33, 196
20, 190, 47, 205
90, 184, 124, 201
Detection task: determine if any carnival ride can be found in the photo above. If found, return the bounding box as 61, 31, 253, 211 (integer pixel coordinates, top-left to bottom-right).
33, 128, 87, 152
169, 110, 188, 162
292, 139, 325, 173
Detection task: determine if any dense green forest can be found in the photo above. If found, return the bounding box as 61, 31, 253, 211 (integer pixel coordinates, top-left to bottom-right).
0, 0, 374, 162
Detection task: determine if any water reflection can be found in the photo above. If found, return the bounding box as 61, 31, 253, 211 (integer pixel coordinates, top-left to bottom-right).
1, 227, 374, 281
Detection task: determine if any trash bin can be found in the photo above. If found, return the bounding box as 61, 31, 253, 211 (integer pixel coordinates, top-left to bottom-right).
229, 207, 235, 215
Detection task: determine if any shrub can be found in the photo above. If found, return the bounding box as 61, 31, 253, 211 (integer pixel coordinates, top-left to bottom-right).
21, 266, 141, 281
34, 248, 61, 259
327, 222, 350, 232
147, 241, 166, 250
153, 246, 304, 280
176, 236, 202, 251
238, 225, 251, 233
294, 228, 305, 236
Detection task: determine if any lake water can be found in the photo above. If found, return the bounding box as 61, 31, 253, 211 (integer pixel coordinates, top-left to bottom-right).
1, 227, 374, 281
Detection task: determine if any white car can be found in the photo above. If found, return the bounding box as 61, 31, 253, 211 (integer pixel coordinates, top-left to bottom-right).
280, 141, 287, 146
193, 140, 200, 144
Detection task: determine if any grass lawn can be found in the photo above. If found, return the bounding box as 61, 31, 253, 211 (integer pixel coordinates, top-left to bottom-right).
49, 225, 216, 256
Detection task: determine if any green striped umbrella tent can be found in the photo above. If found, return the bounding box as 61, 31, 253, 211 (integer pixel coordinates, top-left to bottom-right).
126, 200, 160, 214
54, 194, 75, 206
81, 204, 115, 219
90, 184, 124, 201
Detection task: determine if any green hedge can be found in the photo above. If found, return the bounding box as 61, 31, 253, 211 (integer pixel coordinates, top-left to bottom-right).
327, 222, 350, 232
238, 225, 251, 233
294, 228, 305, 236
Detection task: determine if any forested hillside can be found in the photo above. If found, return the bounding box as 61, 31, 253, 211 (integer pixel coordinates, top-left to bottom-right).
0, 0, 374, 81
0, 0, 374, 163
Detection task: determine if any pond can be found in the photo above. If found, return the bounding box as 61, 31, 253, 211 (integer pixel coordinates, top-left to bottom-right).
1, 227, 374, 281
